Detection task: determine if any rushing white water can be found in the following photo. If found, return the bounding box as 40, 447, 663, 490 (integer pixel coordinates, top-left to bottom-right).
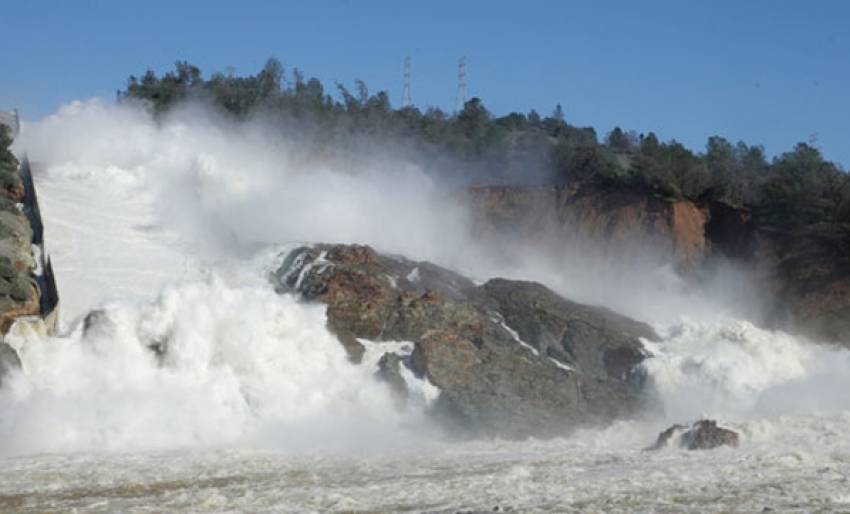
644, 320, 850, 422
1, 276, 441, 456
2, 99, 849, 512
2, 114, 440, 457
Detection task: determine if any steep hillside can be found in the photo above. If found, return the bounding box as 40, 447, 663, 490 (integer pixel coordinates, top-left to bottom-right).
469, 182, 850, 345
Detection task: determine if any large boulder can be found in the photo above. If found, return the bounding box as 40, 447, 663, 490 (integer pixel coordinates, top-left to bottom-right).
0, 204, 38, 330
271, 243, 658, 438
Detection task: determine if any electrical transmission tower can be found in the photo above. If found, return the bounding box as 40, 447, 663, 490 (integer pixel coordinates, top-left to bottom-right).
455, 56, 467, 113
402, 56, 412, 107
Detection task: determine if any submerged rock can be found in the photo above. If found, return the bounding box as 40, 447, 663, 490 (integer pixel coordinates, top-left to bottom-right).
82, 309, 116, 339
647, 419, 740, 451
645, 424, 689, 451
271, 243, 659, 438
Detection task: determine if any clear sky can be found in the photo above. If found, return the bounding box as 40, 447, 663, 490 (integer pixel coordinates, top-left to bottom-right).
1, 0, 848, 166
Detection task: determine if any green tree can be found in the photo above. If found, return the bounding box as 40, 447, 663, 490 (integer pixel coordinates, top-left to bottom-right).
0, 125, 17, 172
606, 127, 632, 152
258, 57, 283, 97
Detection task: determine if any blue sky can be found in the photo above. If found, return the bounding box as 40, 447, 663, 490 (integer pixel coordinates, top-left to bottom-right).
1, 0, 848, 166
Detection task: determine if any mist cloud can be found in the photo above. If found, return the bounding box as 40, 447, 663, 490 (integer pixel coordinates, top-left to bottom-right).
16, 98, 767, 327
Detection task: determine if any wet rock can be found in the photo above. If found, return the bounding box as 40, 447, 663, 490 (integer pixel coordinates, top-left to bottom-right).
0, 149, 42, 336
0, 341, 21, 387
647, 419, 740, 451
479, 278, 656, 387
272, 243, 659, 438
683, 419, 740, 450
645, 423, 689, 451
376, 352, 408, 409
82, 309, 117, 339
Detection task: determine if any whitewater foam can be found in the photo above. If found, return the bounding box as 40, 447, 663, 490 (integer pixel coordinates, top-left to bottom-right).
0, 272, 435, 456
643, 319, 850, 422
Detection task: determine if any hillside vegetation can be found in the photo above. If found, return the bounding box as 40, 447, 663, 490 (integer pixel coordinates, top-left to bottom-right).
119, 59, 850, 237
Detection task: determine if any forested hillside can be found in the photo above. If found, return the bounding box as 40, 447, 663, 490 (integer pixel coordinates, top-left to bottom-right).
120, 59, 850, 237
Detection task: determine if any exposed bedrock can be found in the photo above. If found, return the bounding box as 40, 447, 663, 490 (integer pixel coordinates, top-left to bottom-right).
0, 124, 59, 368
271, 243, 659, 438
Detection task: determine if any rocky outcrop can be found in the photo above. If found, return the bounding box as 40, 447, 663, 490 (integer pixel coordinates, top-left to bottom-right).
0, 124, 58, 351
271, 244, 658, 438
478, 278, 655, 386
647, 419, 740, 451
0, 131, 40, 335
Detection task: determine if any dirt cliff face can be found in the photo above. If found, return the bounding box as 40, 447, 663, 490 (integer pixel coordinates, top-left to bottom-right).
466, 185, 563, 244
469, 184, 710, 271
670, 200, 709, 270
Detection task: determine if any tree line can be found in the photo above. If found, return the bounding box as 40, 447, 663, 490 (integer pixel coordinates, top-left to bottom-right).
119, 58, 850, 232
